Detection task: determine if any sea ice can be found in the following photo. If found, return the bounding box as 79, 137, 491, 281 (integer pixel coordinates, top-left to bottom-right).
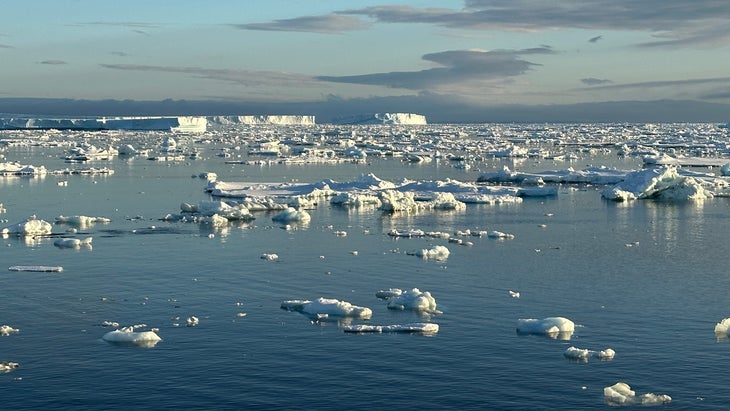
260, 253, 279, 261
1, 217, 52, 236
271, 207, 311, 223
281, 297, 372, 319
0, 325, 19, 336
54, 215, 110, 227
517, 317, 575, 339
380, 288, 441, 314
601, 166, 712, 201
102, 326, 162, 347
0, 361, 19, 373
343, 322, 439, 334
713, 317, 730, 338
8, 265, 63, 272
414, 245, 450, 261
53, 237, 93, 249
603, 382, 671, 406
563, 346, 615, 362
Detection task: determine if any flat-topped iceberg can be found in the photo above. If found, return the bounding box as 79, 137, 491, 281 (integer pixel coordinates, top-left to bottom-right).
102, 326, 162, 347
281, 297, 372, 319
55, 215, 111, 228
2, 217, 52, 236
601, 166, 712, 201
604, 382, 671, 406
517, 317, 575, 340
343, 322, 439, 334
0, 161, 48, 176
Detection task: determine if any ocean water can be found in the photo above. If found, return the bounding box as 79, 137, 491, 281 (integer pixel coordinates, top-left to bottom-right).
2, 126, 730, 409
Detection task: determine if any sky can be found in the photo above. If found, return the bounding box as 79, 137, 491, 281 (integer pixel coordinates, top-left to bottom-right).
2, 0, 730, 122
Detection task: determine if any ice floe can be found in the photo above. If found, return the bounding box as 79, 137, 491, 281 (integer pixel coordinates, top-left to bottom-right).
102, 325, 162, 347
376, 288, 441, 314
54, 237, 93, 249
601, 166, 712, 201
517, 317, 575, 340
8, 265, 63, 272
0, 325, 19, 336
0, 161, 47, 176
2, 217, 53, 236
55, 215, 111, 227
563, 346, 615, 362
0, 361, 19, 373
343, 322, 439, 334
413, 245, 450, 261
272, 207, 311, 223
281, 298, 372, 320
603, 382, 671, 406
713, 317, 730, 339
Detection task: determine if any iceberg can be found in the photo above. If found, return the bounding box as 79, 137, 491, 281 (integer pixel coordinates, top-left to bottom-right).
2, 217, 53, 236
714, 317, 730, 338
281, 297, 372, 319
601, 166, 712, 201
55, 215, 110, 228
0, 161, 48, 176
53, 237, 93, 249
0, 361, 19, 373
563, 346, 615, 362
517, 317, 575, 339
0, 325, 19, 336
343, 322, 439, 334
271, 207, 311, 223
414, 245, 450, 261
332, 113, 427, 125
379, 288, 441, 314
102, 326, 162, 347
603, 382, 671, 406
8, 265, 63, 272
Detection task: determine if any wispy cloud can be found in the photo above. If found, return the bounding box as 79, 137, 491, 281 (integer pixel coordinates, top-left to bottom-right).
588, 35, 602, 43
99, 63, 319, 88
110, 51, 129, 57
581, 77, 611, 85
0, 43, 13, 49
38, 60, 67, 65
577, 76, 730, 91
318, 47, 554, 90
232, 14, 369, 34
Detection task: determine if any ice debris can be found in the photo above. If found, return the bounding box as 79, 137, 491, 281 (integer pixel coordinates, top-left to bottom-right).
517, 317, 575, 340
102, 325, 162, 347
0, 325, 19, 336
54, 237, 93, 249
0, 361, 19, 373
1, 217, 52, 236
343, 323, 439, 334
601, 166, 711, 201
55, 215, 110, 227
376, 288, 441, 314
272, 207, 311, 223
563, 346, 615, 362
603, 382, 671, 406
281, 297, 372, 319
414, 245, 450, 261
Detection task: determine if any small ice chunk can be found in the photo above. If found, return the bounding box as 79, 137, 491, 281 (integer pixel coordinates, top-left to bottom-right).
508, 290, 520, 298
54, 237, 93, 249
415, 245, 450, 261
55, 215, 110, 227
385, 288, 441, 314
260, 253, 279, 261
272, 207, 311, 223
714, 317, 730, 337
0, 325, 19, 336
186, 316, 199, 327
281, 297, 372, 319
564, 346, 615, 362
517, 317, 575, 339
375, 288, 403, 299
0, 361, 19, 373
343, 322, 439, 334
603, 382, 671, 406
102, 326, 162, 347
2, 217, 52, 236
8, 265, 63, 272
487, 230, 515, 239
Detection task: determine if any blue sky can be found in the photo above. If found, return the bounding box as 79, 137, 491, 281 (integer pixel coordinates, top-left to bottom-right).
2, 0, 730, 121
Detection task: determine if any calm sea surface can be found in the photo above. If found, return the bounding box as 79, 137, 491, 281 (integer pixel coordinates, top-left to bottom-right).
2, 126, 730, 409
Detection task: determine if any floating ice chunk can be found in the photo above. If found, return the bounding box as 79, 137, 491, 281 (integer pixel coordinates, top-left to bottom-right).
564, 346, 615, 362
517, 317, 575, 339
0, 325, 19, 336
8, 265, 63, 272
272, 207, 311, 223
508, 290, 520, 298
198, 171, 217, 181
714, 317, 730, 338
182, 200, 253, 221
379, 190, 419, 213
261, 253, 279, 261
2, 217, 52, 236
415, 245, 450, 261
330, 192, 382, 207
186, 316, 199, 327
388, 228, 425, 238
343, 322, 439, 334
488, 230, 515, 239
281, 297, 372, 319
0, 161, 47, 176
0, 361, 19, 373
55, 215, 110, 227
384, 288, 441, 314
102, 326, 162, 347
375, 288, 403, 299
601, 166, 711, 201
603, 382, 671, 406
53, 237, 93, 249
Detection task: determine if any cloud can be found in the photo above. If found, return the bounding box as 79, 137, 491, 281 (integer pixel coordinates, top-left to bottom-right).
232, 14, 369, 34
578, 76, 730, 91
38, 60, 67, 65
110, 51, 128, 57
0, 44, 13, 49
99, 63, 319, 88
581, 77, 611, 85
337, 1, 730, 48
588, 35, 602, 43
318, 47, 554, 90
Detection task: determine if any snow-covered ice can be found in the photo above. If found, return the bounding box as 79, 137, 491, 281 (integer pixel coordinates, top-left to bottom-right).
343, 322, 439, 334
601, 166, 712, 201
102, 326, 162, 347
54, 237, 93, 249
563, 346, 615, 362
517, 317, 575, 339
0, 325, 19, 336
414, 245, 450, 261
377, 288, 441, 314
2, 217, 52, 236
281, 297, 372, 319
272, 207, 311, 223
603, 382, 671, 406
